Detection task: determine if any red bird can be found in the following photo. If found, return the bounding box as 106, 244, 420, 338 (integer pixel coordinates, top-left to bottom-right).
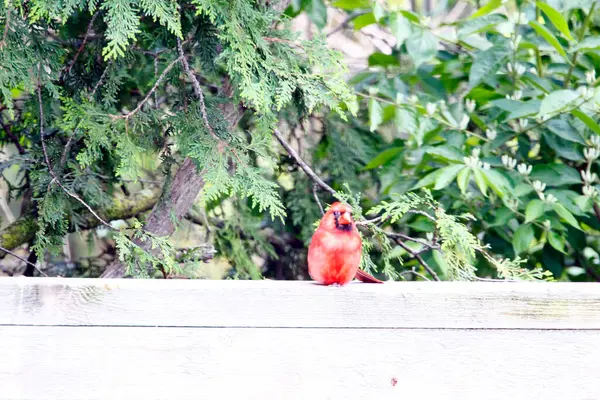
308, 202, 383, 285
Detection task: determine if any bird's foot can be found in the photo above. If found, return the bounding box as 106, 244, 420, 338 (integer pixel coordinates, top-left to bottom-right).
330, 283, 341, 287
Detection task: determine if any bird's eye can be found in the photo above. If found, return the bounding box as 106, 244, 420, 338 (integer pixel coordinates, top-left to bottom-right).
333, 211, 340, 217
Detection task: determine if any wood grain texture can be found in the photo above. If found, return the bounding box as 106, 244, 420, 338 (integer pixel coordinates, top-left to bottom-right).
1, 326, 599, 400
1, 279, 600, 329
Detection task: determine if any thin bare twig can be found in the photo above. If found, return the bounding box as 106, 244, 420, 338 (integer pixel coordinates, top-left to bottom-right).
64, 10, 101, 77
37, 84, 113, 230
90, 60, 113, 99
313, 183, 324, 215
177, 39, 218, 139
273, 128, 336, 195
0, 114, 25, 154
326, 11, 368, 37
393, 237, 441, 281
177, 39, 243, 164
264, 36, 305, 49
401, 267, 430, 281
59, 135, 74, 168
385, 231, 440, 251
0, 246, 47, 277
113, 56, 183, 120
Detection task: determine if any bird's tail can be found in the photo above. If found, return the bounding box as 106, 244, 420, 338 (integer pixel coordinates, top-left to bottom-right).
355, 269, 384, 283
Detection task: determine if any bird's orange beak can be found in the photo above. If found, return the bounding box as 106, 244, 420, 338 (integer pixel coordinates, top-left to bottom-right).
338, 211, 352, 225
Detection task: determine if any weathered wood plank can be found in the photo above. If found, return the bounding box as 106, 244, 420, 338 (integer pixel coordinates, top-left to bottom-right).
1, 326, 598, 400
1, 278, 600, 329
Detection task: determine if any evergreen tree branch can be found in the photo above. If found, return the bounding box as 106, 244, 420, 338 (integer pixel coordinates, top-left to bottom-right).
37, 85, 113, 229
392, 236, 441, 281
0, 188, 161, 255
113, 56, 184, 120
0, 245, 47, 276
64, 10, 101, 78
177, 38, 242, 163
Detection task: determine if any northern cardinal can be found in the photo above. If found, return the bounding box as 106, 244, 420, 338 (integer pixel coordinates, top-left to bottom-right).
308, 202, 383, 285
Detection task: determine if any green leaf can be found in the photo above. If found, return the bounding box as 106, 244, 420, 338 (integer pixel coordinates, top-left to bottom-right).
468, 44, 510, 88
469, 0, 502, 19
373, 1, 385, 21
434, 164, 464, 190
305, 0, 327, 29
368, 52, 400, 67
457, 167, 471, 194
573, 36, 600, 51
412, 169, 443, 190
553, 203, 581, 230
506, 100, 541, 121
473, 168, 488, 196
572, 109, 600, 135
546, 119, 586, 144
399, 10, 420, 23
395, 107, 417, 136
538, 90, 579, 117
547, 231, 566, 254
459, 14, 507, 38
529, 20, 568, 59
530, 164, 581, 187
390, 12, 412, 48
423, 145, 464, 163
369, 98, 384, 131
332, 0, 371, 10
482, 168, 513, 198
536, 1, 574, 41
575, 195, 594, 212
525, 199, 545, 222
363, 147, 402, 169
353, 12, 376, 29
543, 132, 583, 161
405, 28, 438, 68
513, 223, 535, 254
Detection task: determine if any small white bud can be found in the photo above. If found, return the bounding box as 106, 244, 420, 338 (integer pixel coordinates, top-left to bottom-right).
465, 98, 476, 113
472, 148, 481, 158
586, 70, 596, 85
514, 63, 526, 76
512, 90, 522, 101
486, 128, 497, 140
459, 115, 470, 130
545, 194, 558, 204
519, 119, 528, 130
583, 184, 597, 198
426, 102, 437, 117
482, 162, 491, 170
543, 220, 552, 230
533, 180, 546, 193
506, 63, 514, 74
591, 135, 600, 147
517, 163, 531, 176
408, 95, 419, 104
584, 147, 599, 161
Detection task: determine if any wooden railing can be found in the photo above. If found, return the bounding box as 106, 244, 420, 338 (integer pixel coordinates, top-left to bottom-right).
1, 278, 599, 399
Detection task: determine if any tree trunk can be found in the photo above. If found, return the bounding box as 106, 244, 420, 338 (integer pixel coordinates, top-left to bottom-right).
100, 158, 206, 278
